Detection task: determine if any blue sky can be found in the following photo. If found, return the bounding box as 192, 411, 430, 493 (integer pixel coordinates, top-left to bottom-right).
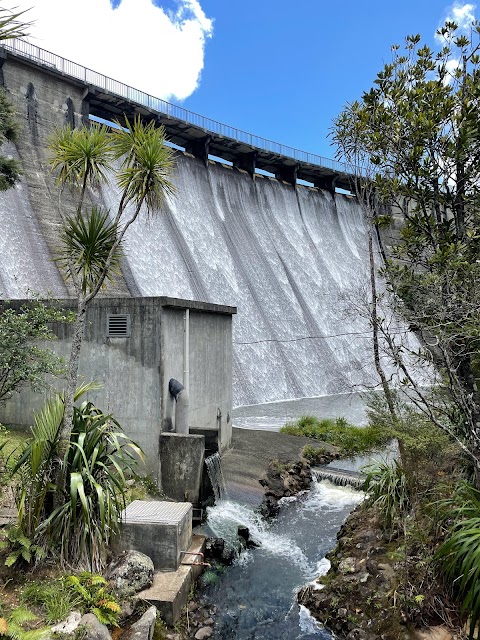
183, 0, 472, 159
15, 0, 477, 161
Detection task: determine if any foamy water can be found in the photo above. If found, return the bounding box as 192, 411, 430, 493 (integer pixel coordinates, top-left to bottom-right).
207, 499, 312, 572
98, 154, 422, 406
304, 479, 364, 511
203, 478, 364, 638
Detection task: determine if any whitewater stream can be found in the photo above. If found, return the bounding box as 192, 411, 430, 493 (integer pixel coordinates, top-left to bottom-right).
202, 479, 364, 639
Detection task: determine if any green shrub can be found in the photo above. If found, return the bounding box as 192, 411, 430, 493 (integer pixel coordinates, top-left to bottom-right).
0, 603, 47, 640
21, 573, 121, 627
65, 573, 121, 627
363, 460, 410, 533
302, 444, 327, 464
280, 415, 391, 455
436, 482, 480, 639
21, 580, 82, 624
366, 395, 463, 494
0, 301, 72, 404
0, 526, 45, 567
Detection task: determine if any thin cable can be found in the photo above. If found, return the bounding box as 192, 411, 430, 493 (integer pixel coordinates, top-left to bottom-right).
233, 327, 410, 346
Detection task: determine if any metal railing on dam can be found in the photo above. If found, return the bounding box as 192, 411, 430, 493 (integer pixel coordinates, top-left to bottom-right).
1, 38, 354, 190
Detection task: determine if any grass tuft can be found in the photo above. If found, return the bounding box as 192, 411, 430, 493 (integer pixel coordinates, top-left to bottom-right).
21, 580, 81, 624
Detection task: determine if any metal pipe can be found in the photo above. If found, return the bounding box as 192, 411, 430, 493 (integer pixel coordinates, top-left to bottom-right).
168, 378, 189, 435
184, 308, 190, 393
175, 388, 189, 435
181, 551, 211, 567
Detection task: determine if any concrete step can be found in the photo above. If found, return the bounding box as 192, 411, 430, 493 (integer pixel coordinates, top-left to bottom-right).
139, 565, 192, 625
180, 534, 207, 580
138, 534, 206, 625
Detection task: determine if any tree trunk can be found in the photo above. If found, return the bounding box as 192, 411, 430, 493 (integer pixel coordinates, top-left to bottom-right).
59, 298, 87, 451
54, 297, 87, 508
52, 298, 87, 508
454, 55, 468, 241
368, 222, 397, 421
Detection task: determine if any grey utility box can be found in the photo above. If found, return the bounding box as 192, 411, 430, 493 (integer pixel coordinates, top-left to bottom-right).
118, 500, 192, 571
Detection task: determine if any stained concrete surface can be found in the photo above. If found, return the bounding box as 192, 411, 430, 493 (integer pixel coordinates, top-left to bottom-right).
221, 427, 337, 505
138, 535, 206, 625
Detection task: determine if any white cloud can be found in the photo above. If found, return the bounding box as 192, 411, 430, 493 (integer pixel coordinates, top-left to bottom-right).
12, 0, 213, 102
436, 2, 476, 41
442, 56, 459, 85
446, 58, 460, 72
447, 2, 476, 28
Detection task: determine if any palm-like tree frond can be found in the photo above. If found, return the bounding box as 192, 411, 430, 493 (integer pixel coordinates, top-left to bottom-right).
111, 116, 175, 213
56, 207, 123, 295
48, 124, 113, 194
0, 7, 31, 41
74, 380, 102, 401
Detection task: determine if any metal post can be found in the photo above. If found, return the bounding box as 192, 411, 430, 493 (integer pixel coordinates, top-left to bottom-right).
184, 308, 189, 393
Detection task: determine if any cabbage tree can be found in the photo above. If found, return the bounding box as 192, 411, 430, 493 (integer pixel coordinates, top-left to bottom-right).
49, 117, 175, 459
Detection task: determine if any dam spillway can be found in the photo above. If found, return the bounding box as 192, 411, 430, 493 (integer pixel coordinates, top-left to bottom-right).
1, 151, 379, 407
0, 43, 383, 409
101, 154, 378, 407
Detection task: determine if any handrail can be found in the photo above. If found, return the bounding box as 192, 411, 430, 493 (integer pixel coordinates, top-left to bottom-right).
2, 38, 351, 175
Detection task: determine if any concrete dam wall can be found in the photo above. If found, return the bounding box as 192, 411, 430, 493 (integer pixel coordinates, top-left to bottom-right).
100, 156, 379, 407
0, 49, 382, 408
2, 149, 379, 407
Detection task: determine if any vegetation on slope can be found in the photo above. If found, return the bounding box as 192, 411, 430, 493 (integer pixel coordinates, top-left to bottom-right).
301, 409, 468, 639
280, 415, 391, 456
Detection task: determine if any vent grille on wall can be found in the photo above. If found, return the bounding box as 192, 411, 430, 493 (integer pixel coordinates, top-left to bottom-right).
107, 314, 130, 338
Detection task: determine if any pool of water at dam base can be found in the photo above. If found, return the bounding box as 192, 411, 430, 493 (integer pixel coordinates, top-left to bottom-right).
232, 392, 369, 431
202, 480, 364, 639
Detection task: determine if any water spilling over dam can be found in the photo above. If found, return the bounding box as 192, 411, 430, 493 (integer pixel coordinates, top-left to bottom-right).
0, 41, 397, 409
100, 154, 380, 406
2, 148, 382, 407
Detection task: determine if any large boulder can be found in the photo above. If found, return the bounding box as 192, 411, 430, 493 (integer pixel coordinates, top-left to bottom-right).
107, 550, 154, 596
79, 614, 111, 640
204, 537, 225, 561
50, 611, 82, 635
123, 606, 157, 640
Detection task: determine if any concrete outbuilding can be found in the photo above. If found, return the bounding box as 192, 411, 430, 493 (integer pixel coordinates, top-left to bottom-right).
0, 296, 236, 491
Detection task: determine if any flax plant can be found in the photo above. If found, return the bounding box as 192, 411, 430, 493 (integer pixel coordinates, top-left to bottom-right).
436, 482, 480, 638
363, 460, 411, 534
12, 383, 143, 571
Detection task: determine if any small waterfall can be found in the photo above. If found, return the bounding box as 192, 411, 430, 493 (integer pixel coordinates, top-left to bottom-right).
206, 499, 313, 572
205, 452, 228, 502
311, 467, 364, 489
